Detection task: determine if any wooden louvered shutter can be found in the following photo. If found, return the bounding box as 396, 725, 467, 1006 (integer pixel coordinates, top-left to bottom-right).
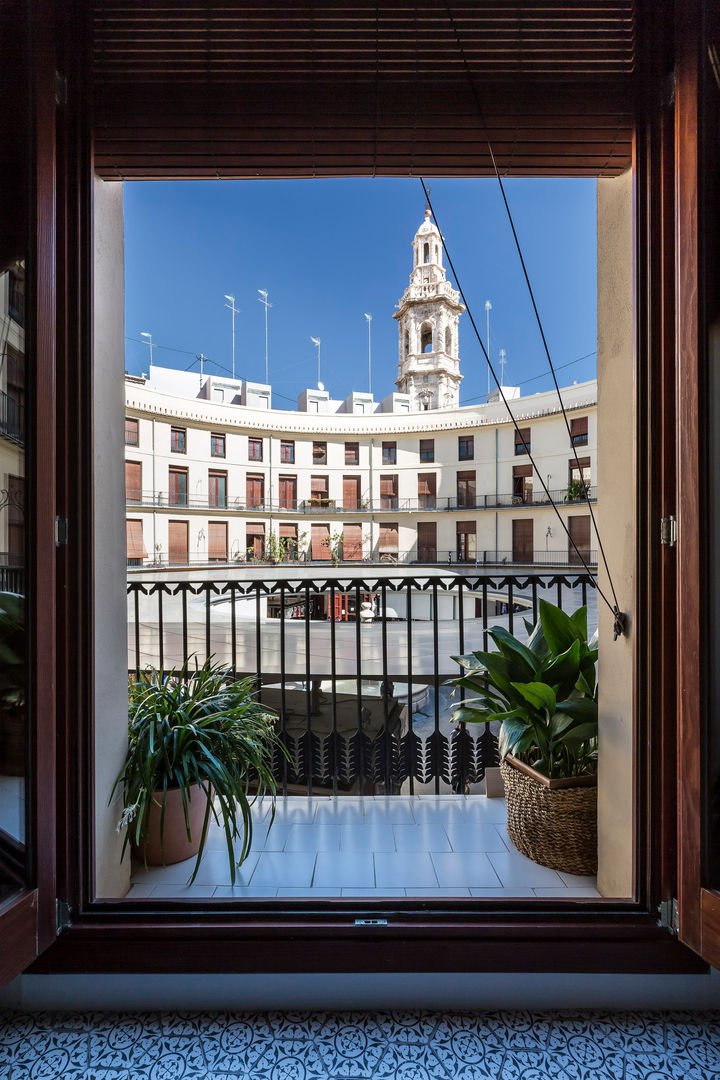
311, 523, 330, 560
512, 518, 533, 563
379, 523, 398, 553
208, 522, 227, 562
91, 3, 636, 180
568, 515, 592, 564
417, 522, 436, 562
168, 521, 189, 565
126, 519, 147, 560
343, 476, 360, 509
343, 524, 363, 561
125, 461, 141, 502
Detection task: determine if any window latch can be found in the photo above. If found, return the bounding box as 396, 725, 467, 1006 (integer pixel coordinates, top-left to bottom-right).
660, 515, 677, 547
354, 918, 388, 927
658, 898, 678, 936
55, 517, 68, 547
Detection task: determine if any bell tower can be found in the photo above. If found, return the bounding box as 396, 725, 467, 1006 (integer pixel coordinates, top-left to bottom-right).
393, 209, 464, 410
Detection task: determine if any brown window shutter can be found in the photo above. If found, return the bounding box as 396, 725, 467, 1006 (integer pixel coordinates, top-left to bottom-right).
512, 518, 534, 562
571, 416, 589, 436
311, 523, 331, 560
125, 461, 142, 501
279, 523, 297, 539
513, 464, 533, 478
126, 519, 147, 559
380, 475, 396, 496
343, 476, 360, 507
456, 520, 476, 534
417, 474, 436, 497
343, 523, 363, 561
569, 515, 592, 563
379, 523, 399, 551
311, 475, 328, 493
168, 521, 189, 565
417, 521, 437, 560
208, 522, 227, 561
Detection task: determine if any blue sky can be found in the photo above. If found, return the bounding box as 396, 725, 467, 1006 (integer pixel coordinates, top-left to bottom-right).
123, 177, 597, 408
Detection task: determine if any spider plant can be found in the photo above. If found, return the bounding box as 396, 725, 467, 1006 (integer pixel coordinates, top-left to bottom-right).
111, 657, 288, 884
448, 598, 598, 780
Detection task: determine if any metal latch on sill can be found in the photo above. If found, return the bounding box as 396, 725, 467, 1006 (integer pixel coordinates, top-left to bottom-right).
658, 897, 678, 936
56, 898, 72, 935
660, 515, 677, 548
354, 918, 388, 927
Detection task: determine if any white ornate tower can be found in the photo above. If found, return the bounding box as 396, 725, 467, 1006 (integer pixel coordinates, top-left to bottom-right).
393, 209, 464, 410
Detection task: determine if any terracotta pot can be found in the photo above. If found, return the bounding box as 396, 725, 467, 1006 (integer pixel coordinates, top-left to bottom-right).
136, 783, 211, 866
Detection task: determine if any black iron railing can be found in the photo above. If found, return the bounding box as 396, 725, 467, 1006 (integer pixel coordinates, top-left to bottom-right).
127, 570, 597, 797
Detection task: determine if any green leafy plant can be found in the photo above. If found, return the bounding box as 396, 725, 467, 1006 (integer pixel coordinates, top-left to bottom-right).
565, 479, 590, 502
448, 599, 598, 779
111, 657, 288, 883
323, 530, 345, 566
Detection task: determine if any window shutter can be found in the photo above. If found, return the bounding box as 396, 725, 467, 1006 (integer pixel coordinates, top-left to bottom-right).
456, 520, 476, 534
126, 519, 147, 559
571, 416, 589, 436
279, 523, 297, 539
343, 477, 360, 507
91, 2, 635, 180
311, 475, 328, 494
208, 522, 227, 560
379, 523, 399, 551
168, 521, 189, 564
311, 523, 330, 560
513, 464, 533, 478
125, 460, 141, 501
380, 476, 396, 496
343, 523, 363, 561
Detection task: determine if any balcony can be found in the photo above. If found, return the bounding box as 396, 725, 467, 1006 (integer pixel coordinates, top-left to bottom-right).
0, 390, 24, 445
126, 569, 599, 898
130, 548, 597, 570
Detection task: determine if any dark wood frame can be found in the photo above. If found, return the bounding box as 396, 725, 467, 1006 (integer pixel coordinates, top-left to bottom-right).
7, 0, 714, 978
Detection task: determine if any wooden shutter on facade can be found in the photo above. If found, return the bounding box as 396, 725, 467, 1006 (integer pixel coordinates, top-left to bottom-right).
208, 522, 227, 561
379, 523, 398, 552
311, 523, 331, 560
380, 476, 396, 496
91, 2, 635, 180
343, 523, 363, 561
417, 521, 436, 561
568, 515, 592, 563
279, 523, 297, 538
512, 518, 533, 561
168, 521, 189, 564
279, 475, 296, 508
125, 460, 141, 501
571, 416, 589, 436
417, 474, 436, 496
343, 476, 360, 508
246, 474, 264, 506
126, 519, 147, 559
513, 464, 533, 478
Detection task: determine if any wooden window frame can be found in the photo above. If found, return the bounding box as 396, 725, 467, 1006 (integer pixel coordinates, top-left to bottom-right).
18, 0, 716, 983
381, 441, 397, 465
124, 417, 138, 446
312, 440, 327, 465
344, 441, 359, 466
458, 435, 474, 461
248, 436, 263, 462
208, 469, 227, 509
210, 432, 225, 458
280, 439, 295, 464
419, 438, 435, 463
170, 425, 186, 454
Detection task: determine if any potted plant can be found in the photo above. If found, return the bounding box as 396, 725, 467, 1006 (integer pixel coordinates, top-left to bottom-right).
449, 599, 598, 875
112, 657, 288, 884
565, 479, 590, 502
0, 591, 24, 776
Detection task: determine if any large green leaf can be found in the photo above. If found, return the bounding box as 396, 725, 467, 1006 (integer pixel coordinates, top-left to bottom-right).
488, 626, 540, 680
511, 681, 557, 714
539, 598, 584, 653
555, 697, 598, 725
543, 639, 581, 688
569, 606, 588, 642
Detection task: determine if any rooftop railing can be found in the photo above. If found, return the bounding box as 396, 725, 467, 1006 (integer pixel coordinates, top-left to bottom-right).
127, 569, 597, 796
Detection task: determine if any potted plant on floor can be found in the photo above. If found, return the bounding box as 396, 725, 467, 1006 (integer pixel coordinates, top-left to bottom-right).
448, 599, 598, 875
112, 657, 287, 884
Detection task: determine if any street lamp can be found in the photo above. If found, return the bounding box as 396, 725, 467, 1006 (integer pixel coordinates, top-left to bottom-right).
257, 289, 272, 384
310, 337, 321, 386
224, 294, 240, 380
140, 331, 155, 367
364, 313, 372, 395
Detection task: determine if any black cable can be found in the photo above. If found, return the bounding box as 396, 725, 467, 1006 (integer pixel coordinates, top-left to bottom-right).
421, 179, 616, 622
441, 2, 624, 638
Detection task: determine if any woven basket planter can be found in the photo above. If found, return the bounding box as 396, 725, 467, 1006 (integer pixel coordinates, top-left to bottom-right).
501, 755, 598, 876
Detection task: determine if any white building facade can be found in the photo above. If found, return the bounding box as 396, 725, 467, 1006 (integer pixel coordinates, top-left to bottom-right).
124, 213, 597, 570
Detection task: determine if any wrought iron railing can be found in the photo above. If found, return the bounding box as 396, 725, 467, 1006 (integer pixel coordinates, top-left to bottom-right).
127, 570, 597, 796
124, 487, 597, 513
129, 548, 597, 569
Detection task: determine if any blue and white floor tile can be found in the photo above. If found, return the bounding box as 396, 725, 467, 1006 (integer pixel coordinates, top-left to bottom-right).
1, 1009, 720, 1079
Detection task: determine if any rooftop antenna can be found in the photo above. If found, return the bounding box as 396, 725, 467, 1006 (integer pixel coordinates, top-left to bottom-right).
224, 294, 240, 380
364, 313, 372, 395
197, 352, 207, 388
140, 331, 155, 366
499, 347, 507, 386
257, 289, 272, 384
310, 336, 321, 386
484, 301, 492, 398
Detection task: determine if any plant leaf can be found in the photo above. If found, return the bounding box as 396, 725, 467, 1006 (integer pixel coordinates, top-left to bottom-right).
511, 681, 557, 714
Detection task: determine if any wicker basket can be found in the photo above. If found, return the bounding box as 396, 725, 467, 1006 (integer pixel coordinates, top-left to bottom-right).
501, 756, 597, 876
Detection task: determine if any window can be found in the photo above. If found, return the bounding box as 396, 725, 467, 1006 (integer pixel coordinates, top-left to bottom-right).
417, 521, 437, 562
126, 519, 147, 566
208, 521, 228, 562
568, 457, 592, 496
342, 476, 361, 509
419, 438, 434, 463
342, 523, 363, 561
168, 466, 187, 506
210, 433, 225, 457
378, 522, 399, 555
8, 268, 24, 325
280, 439, 295, 464
568, 515, 592, 564
310, 476, 330, 507
423, 242, 430, 263
515, 427, 531, 455
246, 473, 264, 509
170, 426, 186, 453
311, 523, 331, 560
458, 435, 474, 461
278, 523, 298, 560
125, 461, 142, 503
512, 518, 534, 563
571, 416, 589, 446
420, 323, 433, 352
125, 418, 139, 446
418, 473, 436, 508
382, 441, 397, 465
513, 464, 533, 503
246, 522, 265, 560
456, 470, 476, 508
456, 521, 477, 563
380, 475, 398, 509
278, 475, 297, 510
208, 470, 227, 508
168, 520, 189, 565
345, 442, 359, 465
312, 440, 327, 464
248, 437, 263, 461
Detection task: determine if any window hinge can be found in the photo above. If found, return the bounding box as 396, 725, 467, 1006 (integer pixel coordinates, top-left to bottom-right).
660, 515, 677, 547
55, 72, 67, 107
56, 898, 72, 935
658, 897, 678, 936
55, 517, 68, 547
354, 918, 388, 927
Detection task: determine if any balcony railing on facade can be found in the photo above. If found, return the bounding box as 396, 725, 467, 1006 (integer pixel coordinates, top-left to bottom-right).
127, 568, 597, 796
128, 547, 598, 570
125, 486, 597, 514
0, 390, 24, 445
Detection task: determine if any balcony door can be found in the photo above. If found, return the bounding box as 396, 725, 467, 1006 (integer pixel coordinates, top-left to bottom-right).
512, 518, 533, 563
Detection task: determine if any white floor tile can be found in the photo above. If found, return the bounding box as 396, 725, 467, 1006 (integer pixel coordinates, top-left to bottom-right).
130, 855, 203, 886
431, 852, 502, 888
284, 824, 341, 852
363, 801, 414, 824
251, 851, 316, 888
340, 824, 396, 852
150, 885, 216, 898
340, 888, 405, 897
276, 888, 342, 897
557, 870, 599, 888
392, 824, 451, 852
213, 886, 278, 897
265, 798, 320, 824
374, 852, 438, 888
487, 850, 565, 888
532, 887, 602, 897
314, 800, 364, 824
405, 888, 472, 897
444, 823, 508, 852
251, 821, 294, 851
469, 887, 536, 897
313, 852, 375, 888
191, 850, 260, 887
126, 884, 154, 898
